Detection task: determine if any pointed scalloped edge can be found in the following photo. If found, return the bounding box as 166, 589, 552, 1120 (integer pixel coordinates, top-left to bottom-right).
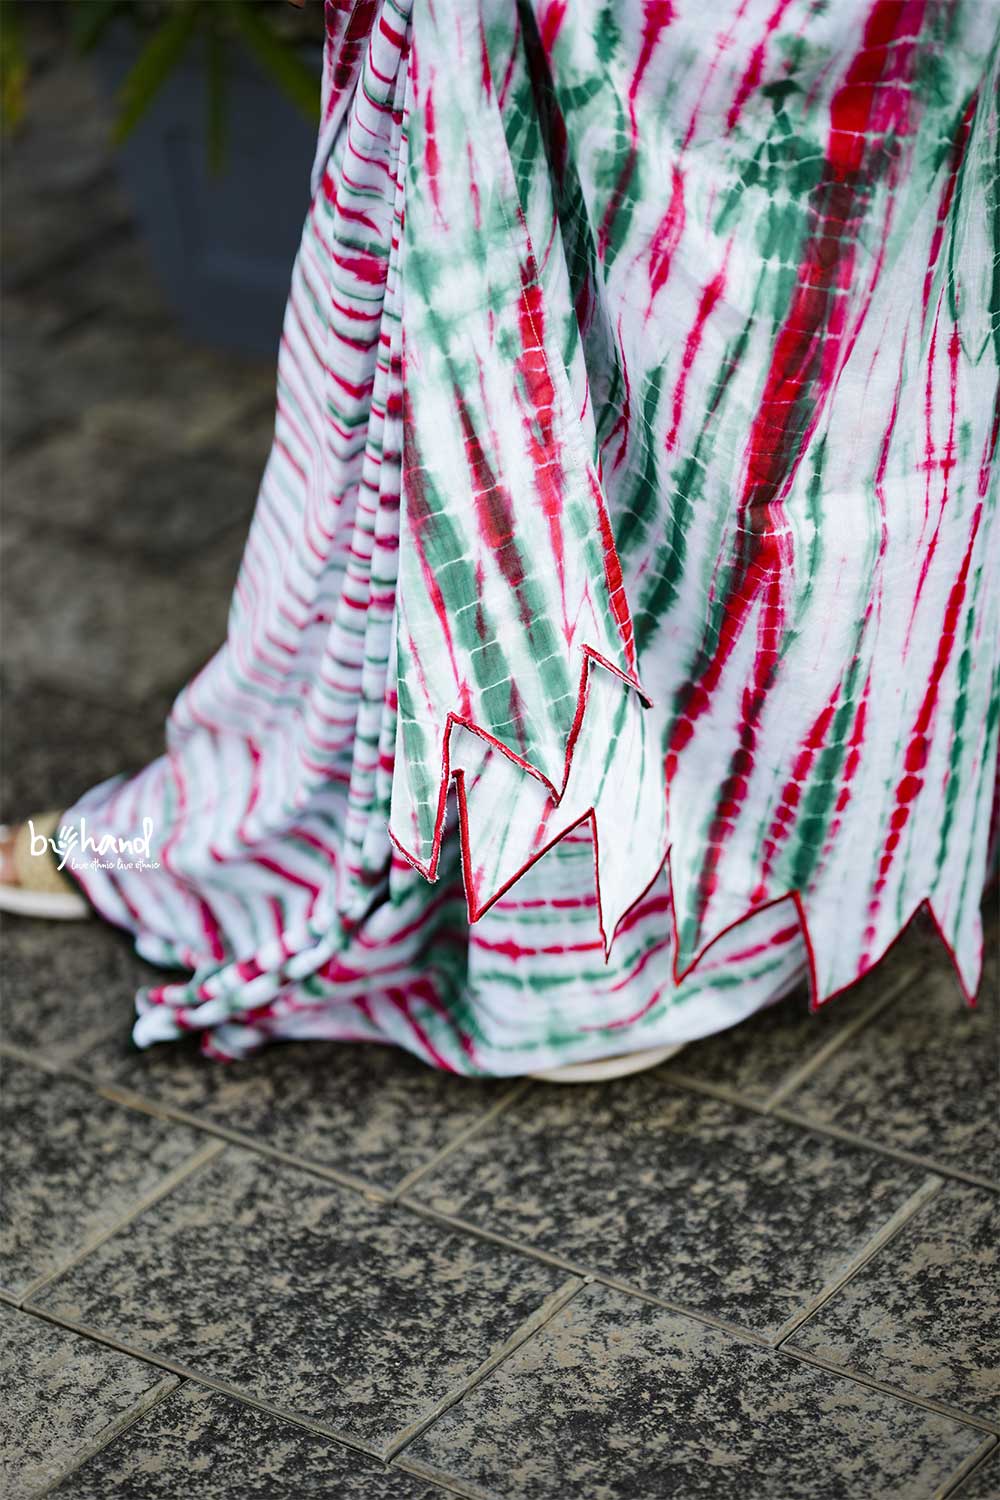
387, 638, 650, 929
664, 854, 983, 1012
387, 641, 984, 1011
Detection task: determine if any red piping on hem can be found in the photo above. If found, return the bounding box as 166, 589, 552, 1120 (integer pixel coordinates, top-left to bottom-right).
388, 644, 983, 1010
665, 849, 980, 1012
388, 640, 648, 883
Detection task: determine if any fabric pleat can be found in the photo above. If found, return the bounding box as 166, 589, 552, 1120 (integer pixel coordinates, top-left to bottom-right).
64, 0, 999, 1070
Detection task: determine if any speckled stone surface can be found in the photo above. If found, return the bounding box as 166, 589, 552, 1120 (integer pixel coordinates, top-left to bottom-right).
76, 1033, 516, 1193
0, 1056, 206, 1297
31, 1145, 567, 1455
411, 1075, 926, 1339
953, 1450, 1000, 1498
4, 305, 271, 474
0, 1305, 177, 1500
663, 919, 943, 1106
50, 1383, 444, 1499
4, 425, 263, 566
403, 1281, 984, 1500
0, 677, 166, 835
7, 228, 172, 346
789, 1180, 1000, 1421
2, 518, 236, 708
783, 953, 999, 1183
0, 914, 155, 1064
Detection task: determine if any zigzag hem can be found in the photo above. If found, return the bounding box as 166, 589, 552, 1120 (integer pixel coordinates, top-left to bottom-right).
387, 644, 982, 1010
387, 639, 650, 952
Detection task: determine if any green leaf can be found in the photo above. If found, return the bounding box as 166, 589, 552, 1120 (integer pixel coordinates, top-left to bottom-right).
112, 0, 201, 144
0, 0, 27, 132
205, 22, 227, 176
227, 0, 319, 123
71, 0, 131, 55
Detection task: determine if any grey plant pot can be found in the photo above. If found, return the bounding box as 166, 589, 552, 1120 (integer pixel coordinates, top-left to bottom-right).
95, 25, 321, 358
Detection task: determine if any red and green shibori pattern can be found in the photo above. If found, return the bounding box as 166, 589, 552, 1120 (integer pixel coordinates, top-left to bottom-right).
63, 0, 999, 1070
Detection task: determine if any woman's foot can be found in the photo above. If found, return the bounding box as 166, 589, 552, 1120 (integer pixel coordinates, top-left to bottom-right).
0, 824, 18, 885
0, 815, 89, 919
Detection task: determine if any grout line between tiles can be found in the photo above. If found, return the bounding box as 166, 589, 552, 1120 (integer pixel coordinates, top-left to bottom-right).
388, 1080, 533, 1202
400, 1195, 1000, 1438
15, 1138, 225, 1309
396, 1455, 497, 1500
12, 1308, 392, 1463
14, 1302, 505, 1500
6, 1029, 996, 1200
399, 1196, 581, 1276
33, 1373, 186, 1500
771, 1103, 1000, 1193
660, 1069, 789, 1112
781, 1346, 1000, 1437
582, 1270, 775, 1348
0, 1041, 64, 1076
760, 969, 918, 1112
659, 1066, 999, 1192
771, 1174, 944, 1346
937, 1436, 998, 1499
398, 1197, 775, 1350
30, 1300, 993, 1490
90, 1082, 393, 1203
384, 1275, 585, 1461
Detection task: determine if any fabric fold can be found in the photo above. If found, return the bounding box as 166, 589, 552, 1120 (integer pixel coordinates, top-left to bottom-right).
389, 0, 663, 942
60, 0, 998, 1070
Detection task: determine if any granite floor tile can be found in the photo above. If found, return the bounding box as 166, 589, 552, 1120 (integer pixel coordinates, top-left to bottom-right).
179, 512, 259, 606
0, 916, 156, 1065
78, 1032, 516, 1193
21, 316, 274, 450
788, 1180, 1000, 1422
0, 1304, 177, 1500
952, 1448, 1000, 1497
0, 678, 167, 828
782, 949, 999, 1184
1, 300, 81, 459
664, 918, 945, 1107
410, 1075, 928, 1340
50, 1383, 444, 1499
0, 1057, 209, 1298
403, 1281, 984, 1500
1, 521, 233, 707
7, 233, 175, 345
67, 371, 276, 480
4, 425, 263, 564
31, 1145, 568, 1456
3, 291, 271, 467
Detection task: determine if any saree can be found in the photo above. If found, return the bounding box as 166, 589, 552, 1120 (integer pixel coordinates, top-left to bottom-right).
64, 0, 1000, 1070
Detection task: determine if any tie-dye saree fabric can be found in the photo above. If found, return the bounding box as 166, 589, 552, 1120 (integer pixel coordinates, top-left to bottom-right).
64, 0, 999, 1069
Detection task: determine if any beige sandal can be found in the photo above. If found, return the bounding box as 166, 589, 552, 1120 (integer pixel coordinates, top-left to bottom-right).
530, 1042, 685, 1083
0, 812, 89, 920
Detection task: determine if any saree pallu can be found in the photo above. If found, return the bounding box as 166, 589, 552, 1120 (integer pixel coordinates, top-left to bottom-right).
65, 0, 1000, 1070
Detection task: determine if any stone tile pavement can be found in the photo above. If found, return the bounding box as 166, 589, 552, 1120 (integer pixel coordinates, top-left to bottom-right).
1, 17, 998, 1500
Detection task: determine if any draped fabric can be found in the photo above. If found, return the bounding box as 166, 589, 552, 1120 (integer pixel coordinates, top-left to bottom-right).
64, 0, 999, 1071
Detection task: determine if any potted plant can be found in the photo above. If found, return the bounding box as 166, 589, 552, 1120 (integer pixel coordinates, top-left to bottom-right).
4, 0, 325, 356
